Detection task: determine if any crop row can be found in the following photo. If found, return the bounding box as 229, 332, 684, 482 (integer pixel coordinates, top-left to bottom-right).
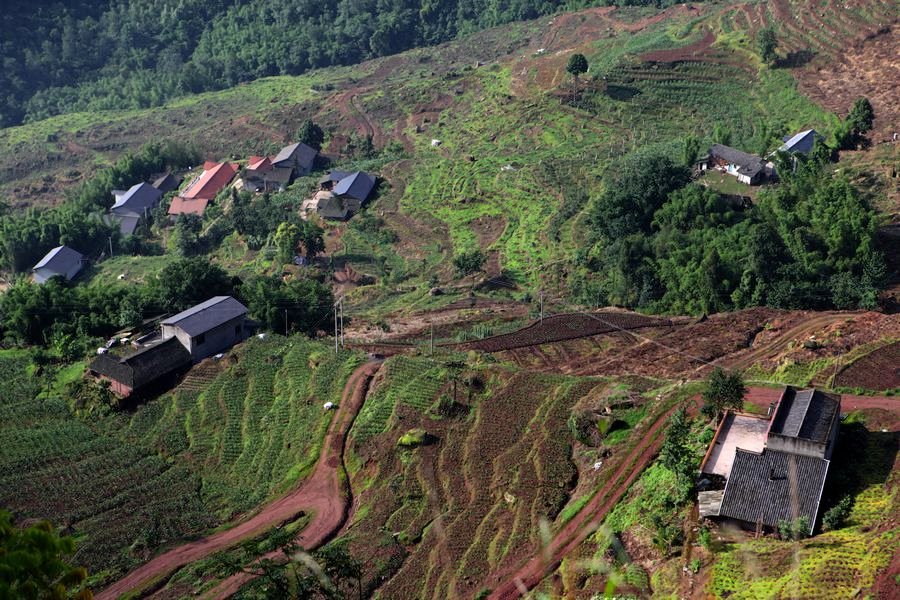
457, 311, 669, 352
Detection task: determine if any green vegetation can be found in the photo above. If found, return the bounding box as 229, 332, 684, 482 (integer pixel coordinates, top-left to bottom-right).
0, 0, 615, 128
0, 339, 361, 587
701, 367, 746, 419
0, 510, 91, 600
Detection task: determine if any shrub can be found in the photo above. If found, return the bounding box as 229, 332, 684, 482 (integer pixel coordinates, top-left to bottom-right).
823, 496, 853, 531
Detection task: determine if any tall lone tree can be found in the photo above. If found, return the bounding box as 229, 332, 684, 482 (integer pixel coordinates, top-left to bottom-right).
701, 367, 747, 420
566, 53, 589, 101
846, 97, 874, 137
297, 119, 325, 151
757, 26, 778, 66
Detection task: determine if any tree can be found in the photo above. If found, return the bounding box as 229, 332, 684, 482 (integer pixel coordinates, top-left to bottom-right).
846, 97, 874, 137
701, 367, 747, 419
274, 222, 301, 265
0, 510, 92, 599
297, 221, 325, 260
172, 214, 202, 256
682, 135, 701, 167
150, 258, 235, 311
297, 119, 325, 151
566, 53, 588, 100
757, 26, 778, 66
239, 275, 333, 336
452, 249, 485, 278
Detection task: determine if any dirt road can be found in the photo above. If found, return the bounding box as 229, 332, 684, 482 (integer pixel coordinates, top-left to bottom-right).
485, 396, 699, 599
720, 311, 868, 371
97, 360, 381, 600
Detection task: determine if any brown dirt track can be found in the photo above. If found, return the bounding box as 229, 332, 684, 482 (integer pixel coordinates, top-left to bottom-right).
97, 360, 382, 600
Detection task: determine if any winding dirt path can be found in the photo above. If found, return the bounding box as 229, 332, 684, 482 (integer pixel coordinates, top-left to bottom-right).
719, 311, 868, 371
485, 396, 700, 599
97, 360, 382, 600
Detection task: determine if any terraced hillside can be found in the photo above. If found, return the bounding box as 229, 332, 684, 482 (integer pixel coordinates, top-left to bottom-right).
0, 339, 361, 589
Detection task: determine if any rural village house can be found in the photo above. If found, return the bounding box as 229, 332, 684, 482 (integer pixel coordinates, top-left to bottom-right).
698, 386, 841, 535
151, 172, 182, 194
108, 182, 163, 235
778, 129, 824, 156
271, 142, 317, 178
32, 245, 85, 284
89, 296, 250, 396
697, 144, 772, 185
168, 161, 238, 217
303, 170, 377, 220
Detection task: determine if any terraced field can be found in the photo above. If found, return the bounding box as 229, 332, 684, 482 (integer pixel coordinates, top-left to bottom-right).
0, 338, 362, 589
0, 351, 214, 585
834, 341, 900, 391
344, 358, 620, 598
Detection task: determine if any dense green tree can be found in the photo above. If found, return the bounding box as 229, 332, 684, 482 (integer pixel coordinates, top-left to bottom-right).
238, 275, 333, 336
452, 248, 486, 278
274, 222, 301, 265
566, 53, 588, 99
846, 97, 874, 136
172, 214, 203, 256
297, 119, 325, 151
589, 149, 691, 239
701, 367, 746, 419
0, 510, 92, 600
757, 26, 778, 65
149, 258, 236, 311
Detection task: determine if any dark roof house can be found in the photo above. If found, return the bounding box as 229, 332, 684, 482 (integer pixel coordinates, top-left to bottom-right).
779, 129, 824, 155
152, 173, 183, 194
272, 142, 317, 178
33, 245, 84, 284
698, 386, 841, 534
89, 337, 192, 397
717, 448, 829, 535
333, 171, 377, 212
110, 183, 163, 235
161, 296, 249, 361
700, 144, 770, 185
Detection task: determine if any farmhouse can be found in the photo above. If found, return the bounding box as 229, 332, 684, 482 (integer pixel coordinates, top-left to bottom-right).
272, 142, 318, 178
698, 386, 840, 536
169, 161, 238, 217
235, 156, 293, 193
333, 171, 377, 211
697, 144, 771, 185
109, 182, 163, 235
89, 337, 192, 397
32, 245, 85, 284
89, 296, 250, 396
778, 129, 824, 156
151, 172, 182, 194
160, 296, 249, 362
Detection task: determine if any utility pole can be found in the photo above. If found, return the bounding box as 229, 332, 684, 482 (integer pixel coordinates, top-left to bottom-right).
334, 299, 339, 354
430, 322, 434, 355
108, 236, 114, 258
539, 290, 544, 323
339, 297, 344, 348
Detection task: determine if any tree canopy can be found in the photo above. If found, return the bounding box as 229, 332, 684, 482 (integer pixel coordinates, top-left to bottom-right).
701, 367, 747, 419
0, 510, 91, 600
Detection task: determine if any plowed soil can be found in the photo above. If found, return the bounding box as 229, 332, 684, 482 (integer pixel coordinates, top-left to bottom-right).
834, 341, 900, 391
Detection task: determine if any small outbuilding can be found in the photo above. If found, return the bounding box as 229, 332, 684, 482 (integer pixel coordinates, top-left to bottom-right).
32, 245, 85, 284
778, 129, 824, 156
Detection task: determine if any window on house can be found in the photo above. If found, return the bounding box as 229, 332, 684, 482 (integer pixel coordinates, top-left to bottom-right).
196, 333, 206, 345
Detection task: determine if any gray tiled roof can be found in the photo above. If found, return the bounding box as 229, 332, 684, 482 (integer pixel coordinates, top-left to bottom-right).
33, 245, 83, 275
710, 144, 766, 176
770, 387, 840, 443
333, 171, 376, 202
111, 182, 162, 215
161, 296, 248, 337
718, 448, 828, 534
272, 142, 317, 170
779, 129, 822, 155
90, 337, 191, 389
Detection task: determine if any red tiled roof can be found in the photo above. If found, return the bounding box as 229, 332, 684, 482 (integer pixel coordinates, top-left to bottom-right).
182, 162, 237, 201
168, 196, 210, 216
203, 160, 219, 170
247, 156, 272, 171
